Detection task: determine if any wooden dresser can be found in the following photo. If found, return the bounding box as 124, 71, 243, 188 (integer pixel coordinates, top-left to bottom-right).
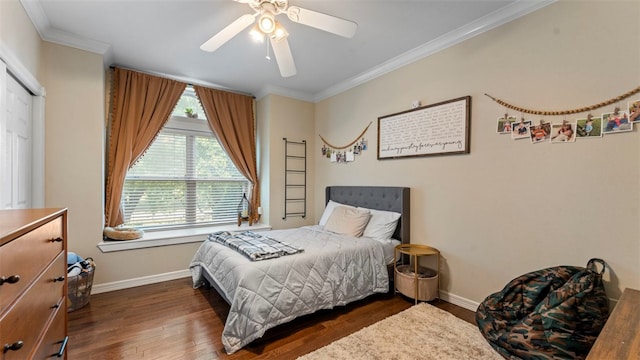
0, 208, 68, 359
587, 288, 640, 359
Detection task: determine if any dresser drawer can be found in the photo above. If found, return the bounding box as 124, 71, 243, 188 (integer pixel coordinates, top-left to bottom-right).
33, 304, 68, 360
0, 216, 63, 310
0, 252, 66, 359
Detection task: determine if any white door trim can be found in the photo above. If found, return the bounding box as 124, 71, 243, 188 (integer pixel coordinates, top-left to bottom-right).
0, 42, 45, 96
0, 41, 46, 207
0, 60, 6, 208
31, 96, 45, 207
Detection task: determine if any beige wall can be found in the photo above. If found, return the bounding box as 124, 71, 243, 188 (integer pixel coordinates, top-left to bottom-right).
0, 0, 42, 79
5, 0, 638, 302
40, 43, 207, 285
314, 0, 640, 303
257, 94, 315, 229
256, 96, 271, 224
0, 1, 158, 285
39, 49, 315, 286
40, 43, 100, 281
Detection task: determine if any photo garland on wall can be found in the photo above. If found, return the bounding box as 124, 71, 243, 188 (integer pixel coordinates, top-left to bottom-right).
319, 122, 371, 163
488, 86, 640, 144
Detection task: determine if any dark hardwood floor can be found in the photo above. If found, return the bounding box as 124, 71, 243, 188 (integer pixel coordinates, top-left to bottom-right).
68, 278, 476, 359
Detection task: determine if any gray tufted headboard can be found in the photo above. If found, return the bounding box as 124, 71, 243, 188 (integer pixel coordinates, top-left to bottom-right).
325, 186, 410, 244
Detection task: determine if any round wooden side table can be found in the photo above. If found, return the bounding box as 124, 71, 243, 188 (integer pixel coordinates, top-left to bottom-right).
394, 244, 440, 304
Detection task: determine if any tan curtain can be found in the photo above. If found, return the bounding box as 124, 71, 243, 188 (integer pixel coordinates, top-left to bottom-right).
105, 68, 186, 226
194, 86, 260, 223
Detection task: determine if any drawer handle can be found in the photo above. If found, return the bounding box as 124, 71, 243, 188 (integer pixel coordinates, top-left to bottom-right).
55, 336, 68, 358
3, 340, 24, 353
0, 275, 20, 285
51, 303, 60, 309
53, 276, 65, 282
50, 237, 63, 243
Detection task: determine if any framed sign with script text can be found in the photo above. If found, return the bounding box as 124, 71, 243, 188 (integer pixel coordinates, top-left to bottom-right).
377, 96, 471, 159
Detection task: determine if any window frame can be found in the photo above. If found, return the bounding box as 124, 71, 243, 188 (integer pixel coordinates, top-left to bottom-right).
121, 113, 249, 231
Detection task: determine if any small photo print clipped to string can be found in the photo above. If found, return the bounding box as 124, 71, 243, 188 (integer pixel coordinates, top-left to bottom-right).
497, 114, 517, 134
628, 99, 640, 123
576, 116, 602, 138
530, 121, 551, 144
550, 121, 577, 143
511, 118, 532, 140
602, 111, 633, 134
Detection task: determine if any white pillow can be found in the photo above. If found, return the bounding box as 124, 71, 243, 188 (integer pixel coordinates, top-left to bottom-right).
318, 200, 355, 226
359, 207, 401, 240
323, 206, 371, 237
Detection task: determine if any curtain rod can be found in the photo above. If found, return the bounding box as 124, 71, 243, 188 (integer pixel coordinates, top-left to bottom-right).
108, 65, 256, 99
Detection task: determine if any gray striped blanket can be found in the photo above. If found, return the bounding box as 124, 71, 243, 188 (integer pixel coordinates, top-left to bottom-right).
207, 231, 304, 261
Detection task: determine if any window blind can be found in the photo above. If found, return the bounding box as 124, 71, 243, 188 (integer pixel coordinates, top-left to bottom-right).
122, 127, 248, 229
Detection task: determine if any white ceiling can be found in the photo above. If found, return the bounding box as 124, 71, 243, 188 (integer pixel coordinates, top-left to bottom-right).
21, 0, 553, 102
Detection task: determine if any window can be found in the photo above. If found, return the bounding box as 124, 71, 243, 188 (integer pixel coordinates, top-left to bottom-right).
121, 87, 249, 229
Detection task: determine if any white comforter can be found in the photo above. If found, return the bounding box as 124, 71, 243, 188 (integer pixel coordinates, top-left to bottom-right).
189, 225, 390, 354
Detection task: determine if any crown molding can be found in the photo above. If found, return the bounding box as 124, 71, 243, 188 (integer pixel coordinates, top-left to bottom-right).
20, 0, 111, 56
255, 84, 314, 102
312, 0, 556, 103
41, 27, 112, 56
19, 0, 50, 38
20, 0, 555, 103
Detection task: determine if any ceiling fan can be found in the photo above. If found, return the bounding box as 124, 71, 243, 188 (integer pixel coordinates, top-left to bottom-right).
200, 0, 357, 78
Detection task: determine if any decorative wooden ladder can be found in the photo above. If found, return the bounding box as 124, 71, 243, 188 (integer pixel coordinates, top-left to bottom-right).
283, 138, 306, 219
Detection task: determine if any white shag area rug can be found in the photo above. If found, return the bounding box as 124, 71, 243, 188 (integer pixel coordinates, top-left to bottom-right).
298, 302, 502, 360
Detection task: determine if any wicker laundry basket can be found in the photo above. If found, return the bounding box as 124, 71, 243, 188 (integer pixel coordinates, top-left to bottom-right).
67, 266, 95, 312
395, 264, 438, 301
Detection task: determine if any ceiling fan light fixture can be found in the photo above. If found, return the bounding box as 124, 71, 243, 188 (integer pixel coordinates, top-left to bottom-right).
258, 13, 276, 33
249, 24, 264, 42
200, 0, 356, 78
270, 22, 288, 41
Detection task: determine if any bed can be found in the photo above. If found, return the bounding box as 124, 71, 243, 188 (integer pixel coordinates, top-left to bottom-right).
189, 186, 410, 354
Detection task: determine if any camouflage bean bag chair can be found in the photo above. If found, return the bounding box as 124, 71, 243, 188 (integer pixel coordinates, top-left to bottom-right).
476, 258, 609, 360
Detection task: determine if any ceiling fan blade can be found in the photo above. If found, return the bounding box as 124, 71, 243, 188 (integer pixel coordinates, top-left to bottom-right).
286, 6, 357, 38
200, 14, 256, 52
269, 37, 296, 78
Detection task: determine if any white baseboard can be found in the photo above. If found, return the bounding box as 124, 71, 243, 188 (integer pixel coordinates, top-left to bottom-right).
91, 269, 482, 314
439, 291, 619, 313
91, 269, 191, 294
439, 290, 480, 312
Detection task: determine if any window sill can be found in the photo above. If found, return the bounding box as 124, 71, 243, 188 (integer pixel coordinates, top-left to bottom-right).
97, 223, 272, 253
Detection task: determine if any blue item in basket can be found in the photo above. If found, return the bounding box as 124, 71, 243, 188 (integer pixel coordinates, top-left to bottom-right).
67, 252, 84, 265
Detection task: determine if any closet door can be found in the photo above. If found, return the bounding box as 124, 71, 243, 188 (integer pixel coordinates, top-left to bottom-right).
0, 69, 33, 209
